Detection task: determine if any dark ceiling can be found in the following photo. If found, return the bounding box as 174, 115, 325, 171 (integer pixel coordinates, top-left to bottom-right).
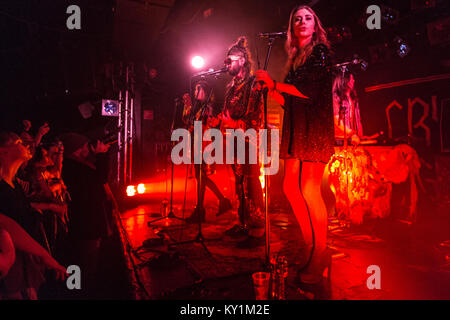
0, 0, 449, 132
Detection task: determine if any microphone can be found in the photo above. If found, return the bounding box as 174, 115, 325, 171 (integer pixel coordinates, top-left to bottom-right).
353, 54, 368, 71
257, 31, 287, 38
359, 59, 368, 71
334, 56, 369, 71
192, 67, 228, 78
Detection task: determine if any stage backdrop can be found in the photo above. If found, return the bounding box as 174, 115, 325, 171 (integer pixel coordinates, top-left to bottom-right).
359, 71, 450, 153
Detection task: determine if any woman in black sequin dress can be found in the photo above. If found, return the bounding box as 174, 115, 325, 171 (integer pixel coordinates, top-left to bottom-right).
256, 5, 333, 285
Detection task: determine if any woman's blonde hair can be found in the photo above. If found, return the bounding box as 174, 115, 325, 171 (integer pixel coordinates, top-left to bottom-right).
285, 5, 330, 70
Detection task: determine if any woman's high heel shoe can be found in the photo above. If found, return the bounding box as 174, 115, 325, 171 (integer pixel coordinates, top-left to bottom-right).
296, 248, 333, 299
298, 247, 332, 285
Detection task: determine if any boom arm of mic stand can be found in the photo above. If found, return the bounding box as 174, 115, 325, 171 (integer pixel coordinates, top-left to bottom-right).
171, 98, 181, 133
191, 68, 227, 79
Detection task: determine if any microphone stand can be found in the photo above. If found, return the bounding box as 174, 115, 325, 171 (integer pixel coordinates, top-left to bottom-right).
148, 98, 187, 226
258, 36, 276, 269
167, 84, 218, 256
340, 67, 351, 224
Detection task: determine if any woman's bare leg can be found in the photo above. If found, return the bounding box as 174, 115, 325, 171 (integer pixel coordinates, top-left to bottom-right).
300, 162, 328, 264
283, 159, 312, 247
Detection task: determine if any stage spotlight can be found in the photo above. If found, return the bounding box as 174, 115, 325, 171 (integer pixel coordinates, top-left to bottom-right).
191, 56, 205, 69
394, 37, 411, 58
381, 5, 400, 25
137, 183, 146, 194
101, 99, 119, 117
327, 26, 352, 43
126, 185, 136, 197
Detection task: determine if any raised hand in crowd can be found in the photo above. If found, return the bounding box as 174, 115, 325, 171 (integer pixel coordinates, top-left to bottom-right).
90, 140, 110, 154
35, 123, 50, 144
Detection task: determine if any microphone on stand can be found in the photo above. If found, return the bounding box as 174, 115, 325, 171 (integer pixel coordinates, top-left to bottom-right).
257, 31, 287, 38
352, 54, 369, 71
358, 58, 368, 71
192, 66, 229, 78
334, 55, 369, 71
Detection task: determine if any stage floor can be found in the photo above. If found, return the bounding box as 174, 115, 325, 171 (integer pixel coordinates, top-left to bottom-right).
118, 167, 450, 300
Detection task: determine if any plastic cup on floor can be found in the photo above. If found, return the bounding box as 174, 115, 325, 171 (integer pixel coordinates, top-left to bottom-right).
252, 272, 270, 300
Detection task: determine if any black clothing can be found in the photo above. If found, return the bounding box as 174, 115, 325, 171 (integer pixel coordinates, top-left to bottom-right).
60, 154, 112, 298
281, 44, 334, 163
22, 166, 69, 255
223, 75, 262, 128
0, 179, 42, 242
194, 163, 225, 207
62, 155, 111, 241
183, 99, 214, 130
232, 163, 264, 226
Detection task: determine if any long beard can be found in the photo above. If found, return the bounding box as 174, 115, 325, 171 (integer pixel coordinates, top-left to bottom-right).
228, 65, 240, 76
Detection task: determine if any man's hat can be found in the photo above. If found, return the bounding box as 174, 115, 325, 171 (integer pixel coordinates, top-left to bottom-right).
59, 132, 89, 156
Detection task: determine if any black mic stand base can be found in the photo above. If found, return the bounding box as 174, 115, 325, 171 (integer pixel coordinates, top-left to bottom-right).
168, 231, 212, 256
147, 211, 186, 225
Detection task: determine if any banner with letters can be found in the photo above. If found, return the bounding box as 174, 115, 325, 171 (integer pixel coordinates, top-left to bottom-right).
359, 74, 450, 153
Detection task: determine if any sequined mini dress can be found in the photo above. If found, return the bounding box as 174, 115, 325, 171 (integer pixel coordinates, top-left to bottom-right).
280, 44, 335, 163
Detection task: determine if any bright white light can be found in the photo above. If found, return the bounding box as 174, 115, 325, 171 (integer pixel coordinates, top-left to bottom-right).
137, 183, 146, 194
191, 56, 205, 69
126, 185, 136, 197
